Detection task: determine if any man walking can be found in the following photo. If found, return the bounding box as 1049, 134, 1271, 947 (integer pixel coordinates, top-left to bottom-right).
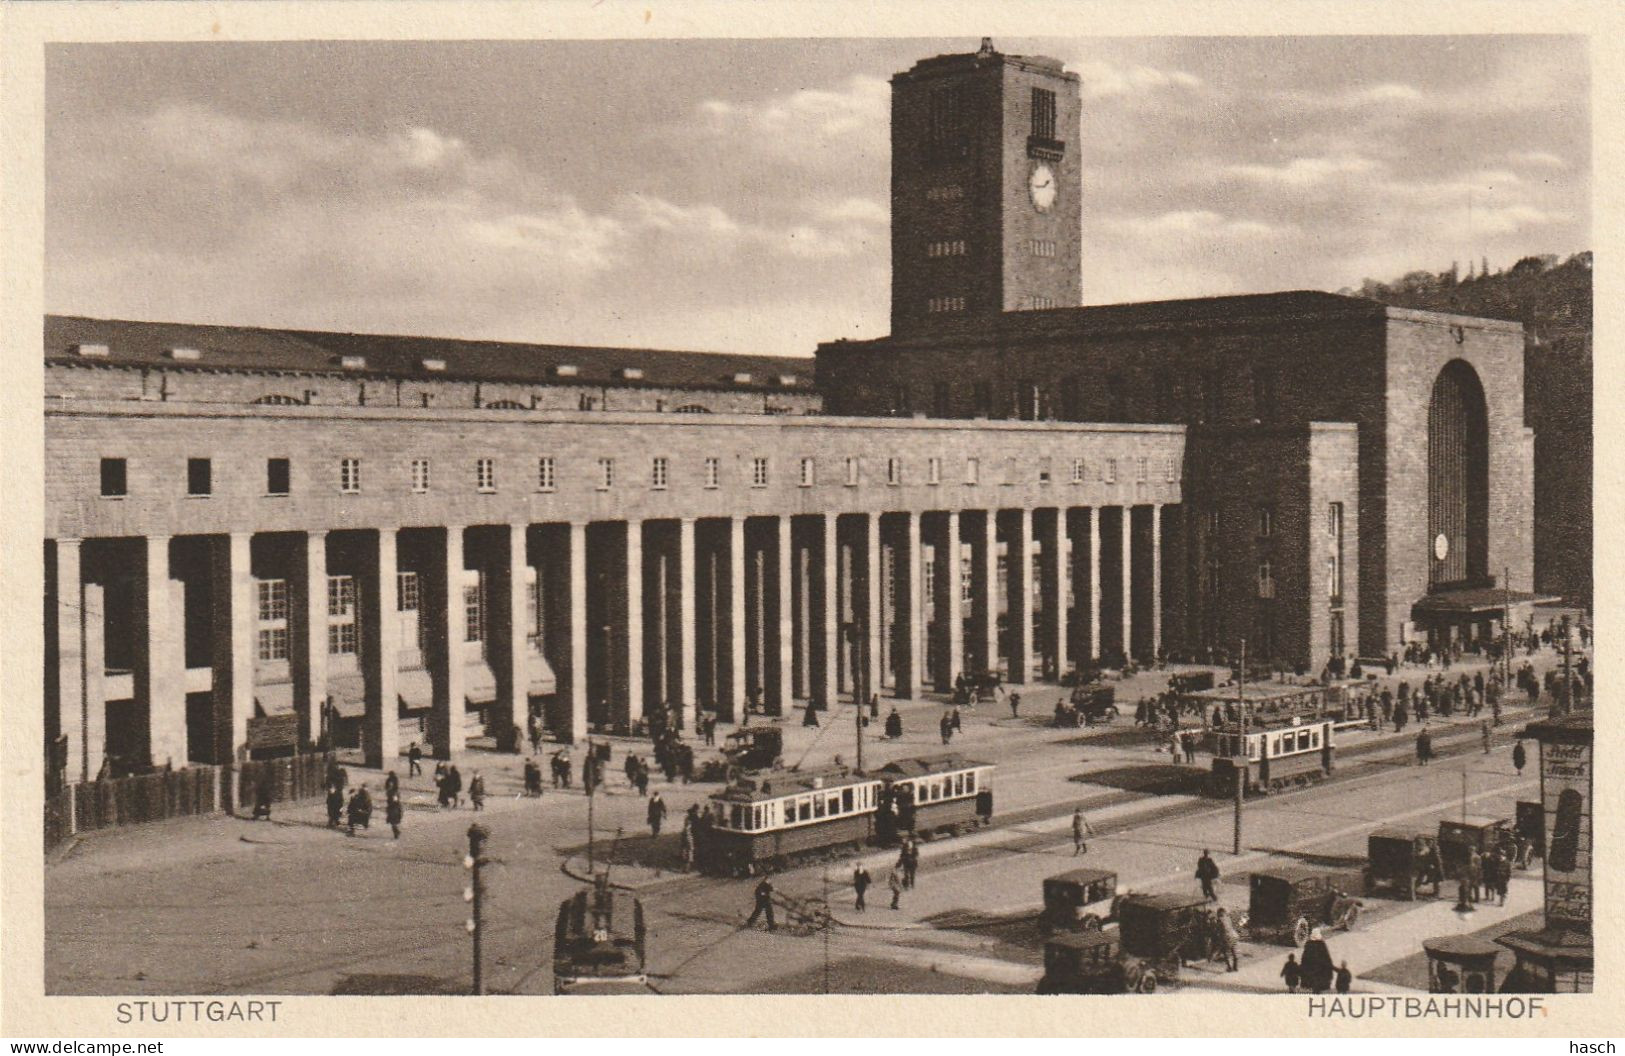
386, 792, 403, 840
1196, 849, 1221, 901
647, 791, 668, 838
853, 865, 871, 912
1072, 806, 1094, 856
888, 866, 904, 910
407, 742, 423, 778
746, 876, 777, 931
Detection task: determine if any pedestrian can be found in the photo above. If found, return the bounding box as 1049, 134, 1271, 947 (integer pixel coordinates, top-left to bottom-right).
1281, 953, 1302, 994
951, 707, 962, 733
939, 711, 953, 745
1300, 928, 1335, 994
386, 793, 403, 839
647, 791, 667, 838
251, 781, 273, 821
1009, 692, 1020, 720
1335, 961, 1353, 995
523, 758, 542, 797
469, 771, 486, 811
384, 770, 400, 801
624, 752, 639, 788
1216, 907, 1240, 972
888, 866, 904, 910
1072, 806, 1094, 856
1467, 847, 1484, 904
1196, 849, 1220, 901
1481, 720, 1492, 755
681, 805, 699, 871
1183, 730, 1198, 765
346, 784, 373, 835
1489, 848, 1510, 907
447, 764, 463, 808
1512, 740, 1527, 774
1169, 729, 1182, 764
326, 783, 344, 828
746, 876, 777, 931
407, 742, 423, 777
904, 837, 920, 887
635, 759, 650, 798
1415, 728, 1432, 766
853, 865, 871, 912
885, 707, 903, 739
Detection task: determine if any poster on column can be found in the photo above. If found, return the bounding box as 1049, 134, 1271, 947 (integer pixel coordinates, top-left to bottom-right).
4, 0, 1616, 1042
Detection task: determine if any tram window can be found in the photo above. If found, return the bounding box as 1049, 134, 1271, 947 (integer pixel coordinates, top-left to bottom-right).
842, 788, 854, 813
800, 798, 813, 822
1270, 735, 1282, 755
813, 796, 826, 819
731, 805, 745, 829
1297, 731, 1311, 752
967, 772, 977, 794
1311, 731, 1321, 749
953, 774, 964, 796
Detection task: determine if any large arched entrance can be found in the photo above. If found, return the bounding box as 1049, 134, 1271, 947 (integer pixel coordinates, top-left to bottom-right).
1427, 359, 1489, 588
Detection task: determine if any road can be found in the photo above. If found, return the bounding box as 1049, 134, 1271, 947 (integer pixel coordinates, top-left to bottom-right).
44, 653, 1560, 996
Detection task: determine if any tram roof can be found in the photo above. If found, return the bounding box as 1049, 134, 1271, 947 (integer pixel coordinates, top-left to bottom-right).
876, 754, 992, 778
1183, 682, 1327, 703
709, 768, 877, 803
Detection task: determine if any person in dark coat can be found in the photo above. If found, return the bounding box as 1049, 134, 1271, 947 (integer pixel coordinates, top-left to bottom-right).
885, 708, 903, 739
1299, 929, 1335, 994
446, 765, 463, 807
634, 759, 651, 797
1335, 961, 1353, 994
384, 771, 400, 801
1512, 740, 1527, 774
1415, 728, 1433, 766
346, 785, 373, 835
1009, 692, 1021, 719
939, 711, 954, 745
524, 758, 543, 797
746, 876, 777, 930
468, 772, 486, 811
853, 865, 871, 911
803, 703, 821, 727
326, 783, 344, 827
251, 781, 273, 821
647, 791, 667, 837
407, 742, 423, 777
385, 793, 403, 839
1281, 953, 1302, 993
1196, 849, 1220, 901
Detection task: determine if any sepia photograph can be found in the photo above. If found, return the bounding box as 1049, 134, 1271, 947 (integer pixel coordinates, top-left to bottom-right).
16, 12, 1599, 1027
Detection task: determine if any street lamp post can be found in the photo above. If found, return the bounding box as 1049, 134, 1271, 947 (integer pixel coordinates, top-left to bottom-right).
1233, 638, 1247, 856
465, 823, 490, 995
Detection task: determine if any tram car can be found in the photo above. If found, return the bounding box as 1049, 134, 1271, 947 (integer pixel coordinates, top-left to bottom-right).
1207, 717, 1335, 796
694, 755, 996, 877
875, 754, 995, 843
552, 873, 649, 994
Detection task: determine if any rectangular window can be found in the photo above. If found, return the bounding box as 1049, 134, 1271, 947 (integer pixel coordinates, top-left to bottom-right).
1038, 456, 1052, 484
597, 457, 614, 490
845, 457, 860, 486
257, 627, 289, 662
339, 458, 361, 494
411, 458, 431, 494
1165, 457, 1178, 483
328, 622, 357, 656
799, 457, 815, 488
327, 575, 356, 618
1257, 506, 1273, 538
476, 458, 496, 493
652, 456, 669, 490
973, 382, 993, 418
1104, 458, 1117, 484
1071, 457, 1086, 484
267, 457, 291, 496
965, 457, 979, 485
751, 457, 769, 488
397, 572, 419, 612
889, 385, 911, 417
464, 582, 484, 643
704, 457, 721, 489
1327, 502, 1344, 600
961, 552, 974, 604
1137, 456, 1148, 482
257, 579, 289, 622
928, 457, 941, 485
1258, 561, 1275, 599
886, 457, 902, 486
927, 84, 967, 154
1031, 86, 1057, 140
1014, 379, 1039, 421
537, 456, 556, 492
187, 458, 211, 496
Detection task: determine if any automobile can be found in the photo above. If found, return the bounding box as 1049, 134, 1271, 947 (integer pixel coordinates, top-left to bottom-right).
699, 726, 784, 781
1243, 866, 1362, 946
1114, 891, 1218, 989
1363, 829, 1445, 900
1438, 815, 1512, 877
1040, 868, 1121, 933
1038, 930, 1136, 994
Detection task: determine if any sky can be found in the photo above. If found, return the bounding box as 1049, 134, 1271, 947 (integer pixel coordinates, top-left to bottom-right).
45, 36, 1589, 357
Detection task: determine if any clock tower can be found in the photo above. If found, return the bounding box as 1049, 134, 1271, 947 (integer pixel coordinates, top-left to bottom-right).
889, 39, 1083, 335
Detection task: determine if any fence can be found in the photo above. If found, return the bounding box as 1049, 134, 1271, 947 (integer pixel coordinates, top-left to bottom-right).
45, 752, 333, 852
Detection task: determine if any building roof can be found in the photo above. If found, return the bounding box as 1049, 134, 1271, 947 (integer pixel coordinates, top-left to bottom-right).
43, 315, 818, 395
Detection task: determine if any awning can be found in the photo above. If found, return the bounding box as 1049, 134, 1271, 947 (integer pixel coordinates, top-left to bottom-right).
527, 653, 557, 696
327, 673, 367, 718
254, 681, 296, 717
465, 660, 497, 705
397, 668, 434, 710
1412, 588, 1560, 618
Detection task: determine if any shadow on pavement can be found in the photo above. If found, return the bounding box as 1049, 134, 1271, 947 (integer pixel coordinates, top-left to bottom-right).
329, 973, 463, 995
1068, 764, 1209, 797
1052, 725, 1164, 750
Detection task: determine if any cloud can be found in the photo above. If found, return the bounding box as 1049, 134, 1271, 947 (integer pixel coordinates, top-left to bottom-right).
698, 74, 888, 142
1508, 150, 1566, 169
1072, 60, 1201, 100
1107, 209, 1287, 241
1225, 155, 1382, 188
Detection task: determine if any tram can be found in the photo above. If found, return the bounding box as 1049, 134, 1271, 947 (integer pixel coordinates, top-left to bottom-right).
552, 873, 649, 994
1207, 716, 1336, 796
694, 754, 996, 877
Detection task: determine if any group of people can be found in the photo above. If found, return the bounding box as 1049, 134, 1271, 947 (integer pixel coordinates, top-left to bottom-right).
1280, 933, 1354, 994
938, 707, 963, 745
321, 760, 405, 840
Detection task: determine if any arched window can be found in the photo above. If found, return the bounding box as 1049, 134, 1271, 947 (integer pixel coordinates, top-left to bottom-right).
485, 400, 527, 411
253, 394, 304, 406
674, 404, 712, 414
1427, 359, 1489, 586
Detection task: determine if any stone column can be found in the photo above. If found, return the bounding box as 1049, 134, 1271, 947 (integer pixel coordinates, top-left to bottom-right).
974, 510, 998, 676
1121, 506, 1134, 660
434, 526, 467, 759
1007, 509, 1034, 683
898, 511, 923, 698
363, 528, 400, 769
1089, 509, 1102, 663
724, 517, 747, 721
1151, 504, 1163, 659
772, 516, 794, 712
298, 531, 328, 750
143, 535, 187, 768
864, 513, 883, 704
53, 540, 85, 781
492, 522, 529, 753
932, 511, 964, 690
1041, 510, 1069, 681
567, 522, 589, 742
82, 583, 106, 781
624, 520, 645, 728
677, 518, 697, 729
210, 532, 255, 767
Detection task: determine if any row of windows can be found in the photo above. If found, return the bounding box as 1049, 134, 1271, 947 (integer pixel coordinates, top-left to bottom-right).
254, 571, 493, 661
98, 451, 1174, 498
1026, 239, 1058, 258
893, 367, 1284, 424
926, 240, 968, 258
716, 783, 878, 832
897, 769, 979, 804
927, 296, 967, 313
1019, 295, 1059, 310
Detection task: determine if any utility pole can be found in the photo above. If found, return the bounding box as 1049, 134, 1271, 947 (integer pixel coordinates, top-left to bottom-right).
1233, 638, 1247, 856
1562, 615, 1574, 715
1502, 565, 1513, 690
586, 738, 597, 872
822, 865, 832, 994
855, 684, 864, 774
465, 823, 490, 995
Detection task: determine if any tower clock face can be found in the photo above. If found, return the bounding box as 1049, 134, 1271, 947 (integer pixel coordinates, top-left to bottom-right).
1029, 163, 1057, 213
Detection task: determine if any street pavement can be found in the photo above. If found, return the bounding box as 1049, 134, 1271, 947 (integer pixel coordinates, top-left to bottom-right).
44, 647, 1569, 996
